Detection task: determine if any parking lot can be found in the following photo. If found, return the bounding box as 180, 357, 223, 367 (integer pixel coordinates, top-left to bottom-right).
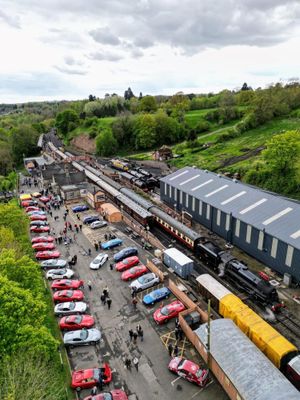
31, 196, 228, 400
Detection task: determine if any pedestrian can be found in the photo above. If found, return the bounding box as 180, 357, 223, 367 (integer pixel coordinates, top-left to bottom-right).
73, 233, 77, 241
69, 223, 73, 231
103, 286, 109, 298
178, 327, 184, 341
87, 280, 92, 291
129, 329, 134, 342
131, 287, 137, 299
125, 357, 132, 371
79, 224, 82, 231
133, 356, 139, 371
133, 331, 138, 344
138, 328, 143, 342
175, 318, 180, 329
49, 210, 52, 217
88, 248, 91, 256
94, 242, 99, 251
174, 344, 179, 357
110, 263, 114, 270
91, 385, 97, 395
174, 327, 179, 341
168, 343, 173, 357
107, 297, 112, 309
76, 226, 79, 233
132, 297, 138, 310
76, 213, 80, 220
73, 254, 77, 264
55, 237, 58, 244
104, 233, 108, 241
100, 293, 106, 305
98, 240, 102, 247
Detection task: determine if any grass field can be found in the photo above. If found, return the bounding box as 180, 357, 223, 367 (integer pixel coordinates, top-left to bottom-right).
184, 109, 216, 127
67, 116, 116, 141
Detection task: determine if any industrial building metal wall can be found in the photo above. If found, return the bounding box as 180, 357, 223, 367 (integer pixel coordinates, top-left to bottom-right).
160, 181, 300, 281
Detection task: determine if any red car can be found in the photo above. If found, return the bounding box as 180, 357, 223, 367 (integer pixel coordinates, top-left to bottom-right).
35, 250, 60, 260
32, 242, 55, 251
53, 289, 84, 303
30, 226, 50, 233
121, 265, 148, 281
153, 300, 185, 324
30, 214, 47, 221
168, 357, 209, 387
40, 196, 50, 203
51, 279, 84, 291
83, 390, 128, 400
26, 206, 40, 213
21, 200, 37, 207
31, 236, 54, 243
116, 256, 139, 272
59, 314, 95, 330
71, 365, 112, 391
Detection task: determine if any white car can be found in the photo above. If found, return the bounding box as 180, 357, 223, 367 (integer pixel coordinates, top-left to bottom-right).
46, 268, 74, 280
89, 253, 108, 270
54, 301, 87, 316
130, 272, 160, 292
90, 220, 107, 229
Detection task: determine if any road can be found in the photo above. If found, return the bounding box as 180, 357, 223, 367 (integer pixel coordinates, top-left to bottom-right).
27, 188, 228, 400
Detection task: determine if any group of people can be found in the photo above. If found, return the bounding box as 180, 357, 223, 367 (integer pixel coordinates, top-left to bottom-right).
167, 319, 182, 357
128, 324, 144, 344
100, 286, 112, 309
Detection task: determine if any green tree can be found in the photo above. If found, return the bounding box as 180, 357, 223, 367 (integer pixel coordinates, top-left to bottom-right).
139, 96, 157, 113
133, 114, 156, 149
10, 125, 39, 163
55, 109, 79, 136
154, 111, 182, 144
95, 128, 118, 156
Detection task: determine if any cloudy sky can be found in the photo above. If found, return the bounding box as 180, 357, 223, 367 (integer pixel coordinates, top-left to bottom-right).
0, 0, 300, 103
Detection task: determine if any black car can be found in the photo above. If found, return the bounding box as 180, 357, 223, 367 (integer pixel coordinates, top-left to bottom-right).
83, 215, 100, 225
113, 247, 138, 262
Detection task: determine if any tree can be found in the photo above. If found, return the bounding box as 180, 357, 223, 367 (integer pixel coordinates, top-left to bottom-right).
262, 130, 300, 174
241, 82, 252, 91
10, 125, 39, 163
88, 94, 96, 101
139, 96, 157, 113
55, 109, 79, 136
133, 114, 156, 149
95, 128, 118, 156
154, 111, 182, 144
124, 87, 135, 100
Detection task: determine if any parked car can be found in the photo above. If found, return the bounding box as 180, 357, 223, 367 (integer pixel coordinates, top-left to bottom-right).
46, 268, 74, 280
90, 220, 107, 229
71, 365, 112, 391
25, 206, 40, 212
83, 215, 100, 225
32, 242, 55, 251
54, 301, 87, 316
89, 253, 108, 270
53, 289, 84, 303
130, 272, 160, 292
41, 259, 67, 269
113, 247, 138, 263
121, 265, 148, 281
72, 204, 89, 213
116, 256, 139, 272
153, 300, 185, 324
39, 196, 50, 203
59, 314, 95, 331
21, 200, 38, 207
64, 328, 101, 347
143, 287, 171, 305
30, 220, 48, 227
36, 250, 61, 260
101, 238, 123, 250
30, 225, 50, 233
30, 214, 47, 221
31, 191, 42, 198
31, 236, 54, 243
168, 357, 209, 387
51, 279, 84, 291
27, 210, 46, 216
83, 390, 128, 400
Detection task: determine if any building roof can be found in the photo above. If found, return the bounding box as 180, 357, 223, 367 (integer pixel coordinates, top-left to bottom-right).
164, 248, 193, 266
161, 167, 300, 249
196, 273, 231, 300
100, 202, 121, 215
61, 184, 80, 191
116, 193, 152, 219
194, 319, 300, 400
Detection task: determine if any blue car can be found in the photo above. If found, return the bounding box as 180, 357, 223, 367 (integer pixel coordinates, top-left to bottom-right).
143, 287, 171, 305
101, 238, 123, 250
72, 204, 89, 213
113, 247, 138, 263
83, 215, 100, 225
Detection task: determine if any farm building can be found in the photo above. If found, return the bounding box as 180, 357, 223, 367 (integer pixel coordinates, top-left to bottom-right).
99, 203, 122, 223
160, 167, 300, 282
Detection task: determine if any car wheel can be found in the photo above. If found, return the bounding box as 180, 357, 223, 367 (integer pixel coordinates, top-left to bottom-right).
91, 341, 96, 345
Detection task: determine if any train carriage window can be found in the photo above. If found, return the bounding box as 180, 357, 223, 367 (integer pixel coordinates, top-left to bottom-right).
258, 230, 264, 250
199, 200, 202, 215
169, 184, 172, 198
180, 190, 183, 204
246, 225, 252, 243
235, 219, 240, 237
271, 238, 278, 258
285, 245, 294, 267
186, 194, 189, 208
165, 183, 168, 195
192, 196, 195, 212
174, 188, 177, 201
206, 204, 211, 220
225, 214, 230, 231
216, 209, 221, 226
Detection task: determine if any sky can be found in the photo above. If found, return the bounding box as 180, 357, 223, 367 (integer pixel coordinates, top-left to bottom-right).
0, 0, 300, 103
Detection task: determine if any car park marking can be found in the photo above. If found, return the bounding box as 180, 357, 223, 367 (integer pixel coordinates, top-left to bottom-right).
189, 380, 213, 398
171, 376, 182, 386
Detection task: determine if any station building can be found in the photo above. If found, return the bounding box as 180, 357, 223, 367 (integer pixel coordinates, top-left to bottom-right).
160, 167, 300, 282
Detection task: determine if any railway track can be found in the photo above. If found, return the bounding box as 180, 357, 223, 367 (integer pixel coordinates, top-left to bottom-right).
275, 310, 300, 348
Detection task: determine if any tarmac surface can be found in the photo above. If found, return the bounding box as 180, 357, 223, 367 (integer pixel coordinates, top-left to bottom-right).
27, 190, 229, 400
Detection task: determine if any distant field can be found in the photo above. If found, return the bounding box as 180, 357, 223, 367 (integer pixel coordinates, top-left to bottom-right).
68, 116, 116, 140
185, 109, 216, 127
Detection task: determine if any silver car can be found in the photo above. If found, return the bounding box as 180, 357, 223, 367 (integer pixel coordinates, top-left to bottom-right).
41, 259, 67, 269
46, 268, 74, 280
54, 301, 87, 316
89, 253, 108, 270
90, 220, 107, 229
130, 272, 160, 292
63, 328, 101, 346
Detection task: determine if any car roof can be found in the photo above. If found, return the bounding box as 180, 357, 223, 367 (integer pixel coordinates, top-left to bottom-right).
179, 359, 199, 373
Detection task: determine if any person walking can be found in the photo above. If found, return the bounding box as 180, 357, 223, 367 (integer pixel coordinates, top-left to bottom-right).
132, 297, 138, 310
94, 242, 99, 251
174, 344, 179, 357
77, 213, 80, 220
87, 280, 92, 291
174, 327, 179, 341
178, 327, 184, 341
110, 263, 114, 270
79, 224, 82, 231
107, 297, 112, 309
88, 248, 91, 256
125, 357, 132, 371
131, 287, 137, 299
103, 286, 109, 299
129, 329, 134, 342
100, 293, 106, 305
168, 343, 173, 357
133, 356, 139, 371
132, 331, 138, 344
138, 327, 144, 342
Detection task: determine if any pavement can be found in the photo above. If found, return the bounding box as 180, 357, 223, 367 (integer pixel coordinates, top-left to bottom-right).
25, 186, 228, 400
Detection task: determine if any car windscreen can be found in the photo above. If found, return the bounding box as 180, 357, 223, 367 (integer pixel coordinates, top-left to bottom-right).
195, 368, 204, 378
80, 330, 88, 340
160, 306, 170, 316
69, 302, 76, 310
